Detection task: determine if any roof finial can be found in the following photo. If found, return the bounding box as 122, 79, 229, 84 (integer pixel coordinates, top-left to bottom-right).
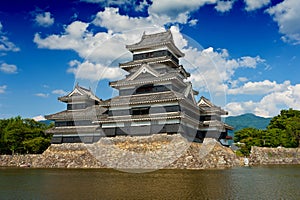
142, 31, 146, 38
168, 28, 173, 40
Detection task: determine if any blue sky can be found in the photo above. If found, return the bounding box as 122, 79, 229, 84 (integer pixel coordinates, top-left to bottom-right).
0, 0, 299, 119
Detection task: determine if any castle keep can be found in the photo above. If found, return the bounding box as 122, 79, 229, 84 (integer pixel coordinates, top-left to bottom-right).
46, 30, 233, 146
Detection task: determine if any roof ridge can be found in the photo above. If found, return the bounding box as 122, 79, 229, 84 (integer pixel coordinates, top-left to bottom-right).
75, 84, 91, 93
142, 29, 171, 38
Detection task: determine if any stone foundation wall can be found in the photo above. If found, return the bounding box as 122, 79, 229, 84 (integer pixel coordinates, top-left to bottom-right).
250, 146, 300, 165
0, 155, 40, 167
0, 134, 241, 169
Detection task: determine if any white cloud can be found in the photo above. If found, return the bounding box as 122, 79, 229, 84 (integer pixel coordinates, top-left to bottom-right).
34, 18, 147, 66
34, 8, 172, 81
238, 56, 265, 68
0, 36, 20, 52
0, 85, 7, 94
238, 77, 248, 82
228, 80, 291, 95
215, 0, 235, 12
33, 2, 241, 83
42, 84, 50, 88
80, 0, 110, 3
92, 7, 163, 32
81, 0, 111, 3
135, 0, 149, 12
38, 2, 268, 84
81, 0, 150, 12
225, 101, 257, 116
169, 26, 188, 49
83, 0, 237, 16
67, 60, 125, 81
182, 46, 265, 95
0, 21, 20, 52
32, 115, 46, 121
34, 21, 89, 50
35, 12, 54, 27
244, 0, 271, 11
84, 0, 235, 28
81, 0, 136, 6
266, 0, 300, 44
148, 0, 217, 23
226, 83, 300, 117
65, 21, 89, 37
35, 93, 49, 98
188, 19, 198, 26
0, 63, 17, 74
52, 89, 68, 96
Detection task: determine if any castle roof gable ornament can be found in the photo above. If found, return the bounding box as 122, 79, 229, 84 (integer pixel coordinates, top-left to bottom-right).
127, 63, 160, 81
58, 84, 101, 103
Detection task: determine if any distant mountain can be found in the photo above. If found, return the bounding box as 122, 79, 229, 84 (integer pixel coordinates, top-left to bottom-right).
32, 115, 53, 126
224, 113, 272, 133
39, 120, 53, 126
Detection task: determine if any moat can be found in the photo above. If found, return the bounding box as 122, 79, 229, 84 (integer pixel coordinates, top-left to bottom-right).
1, 165, 300, 199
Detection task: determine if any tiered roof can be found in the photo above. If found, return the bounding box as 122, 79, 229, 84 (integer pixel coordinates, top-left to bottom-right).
46, 126, 101, 134
45, 105, 107, 121
58, 84, 101, 103
198, 96, 233, 131
101, 91, 185, 107
96, 111, 182, 123
202, 120, 234, 131
110, 72, 184, 88
95, 111, 201, 127
111, 63, 191, 89
126, 30, 184, 57
110, 74, 178, 87
197, 96, 228, 115
120, 55, 179, 70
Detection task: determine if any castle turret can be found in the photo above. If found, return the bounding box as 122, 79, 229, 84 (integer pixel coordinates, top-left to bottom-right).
94, 30, 201, 140
45, 84, 105, 143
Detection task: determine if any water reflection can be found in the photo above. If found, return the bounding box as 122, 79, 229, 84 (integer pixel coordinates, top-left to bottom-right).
0, 166, 300, 200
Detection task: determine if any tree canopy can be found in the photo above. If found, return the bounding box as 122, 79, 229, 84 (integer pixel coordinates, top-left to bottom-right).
234, 109, 300, 156
0, 116, 53, 155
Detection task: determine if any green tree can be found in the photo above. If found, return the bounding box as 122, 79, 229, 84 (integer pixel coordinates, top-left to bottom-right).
0, 116, 52, 155
0, 118, 10, 154
22, 137, 50, 154
234, 128, 263, 156
3, 116, 28, 154
268, 109, 300, 147
234, 109, 300, 155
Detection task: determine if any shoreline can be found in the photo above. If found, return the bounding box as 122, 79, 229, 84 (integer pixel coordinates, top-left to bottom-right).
1, 135, 299, 169
1, 152, 300, 169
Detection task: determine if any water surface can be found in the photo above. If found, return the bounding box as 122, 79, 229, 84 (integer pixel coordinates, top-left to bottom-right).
1, 165, 299, 199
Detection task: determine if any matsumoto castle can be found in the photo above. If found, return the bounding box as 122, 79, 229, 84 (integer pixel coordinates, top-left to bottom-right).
46, 30, 233, 146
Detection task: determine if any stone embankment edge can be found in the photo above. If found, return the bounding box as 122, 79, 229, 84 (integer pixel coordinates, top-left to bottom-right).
249, 146, 300, 165
1, 135, 299, 169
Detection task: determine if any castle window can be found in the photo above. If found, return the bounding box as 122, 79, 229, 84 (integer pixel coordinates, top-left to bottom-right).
67, 103, 87, 110
133, 50, 178, 64
55, 120, 92, 127
131, 107, 150, 115
135, 84, 154, 94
